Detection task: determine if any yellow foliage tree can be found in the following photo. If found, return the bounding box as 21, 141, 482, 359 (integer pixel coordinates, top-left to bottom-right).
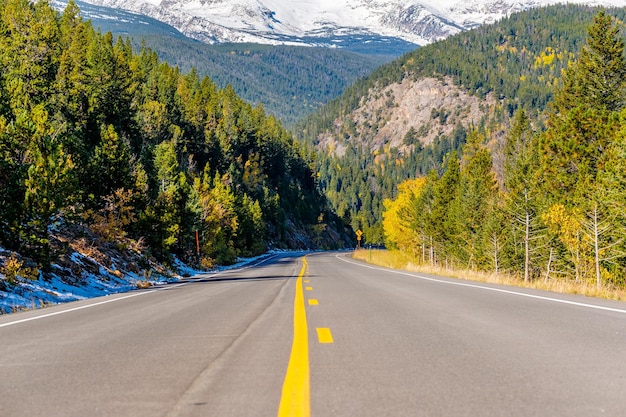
542, 203, 592, 282
382, 177, 427, 257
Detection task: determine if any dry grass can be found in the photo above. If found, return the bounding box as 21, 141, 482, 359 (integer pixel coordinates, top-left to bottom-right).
352, 249, 626, 302
136, 280, 152, 289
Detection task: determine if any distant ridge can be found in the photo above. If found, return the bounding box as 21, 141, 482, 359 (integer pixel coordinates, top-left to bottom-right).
52, 0, 396, 126
78, 0, 626, 48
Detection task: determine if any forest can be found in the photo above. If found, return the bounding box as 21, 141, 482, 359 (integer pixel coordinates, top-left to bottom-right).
383, 11, 626, 288
0, 0, 347, 276
296, 5, 626, 245
129, 38, 389, 127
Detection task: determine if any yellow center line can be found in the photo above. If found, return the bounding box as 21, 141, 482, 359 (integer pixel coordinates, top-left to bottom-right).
308, 299, 319, 306
305, 286, 313, 291
278, 257, 310, 417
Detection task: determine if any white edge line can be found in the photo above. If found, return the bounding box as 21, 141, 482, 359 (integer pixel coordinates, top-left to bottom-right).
0, 254, 280, 329
336, 254, 626, 315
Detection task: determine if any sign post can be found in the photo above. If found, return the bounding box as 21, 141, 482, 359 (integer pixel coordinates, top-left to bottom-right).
195, 230, 200, 261
356, 229, 363, 249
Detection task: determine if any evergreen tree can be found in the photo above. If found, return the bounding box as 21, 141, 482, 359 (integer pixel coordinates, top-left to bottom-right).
538, 11, 626, 283
430, 152, 461, 264
23, 106, 76, 262
503, 109, 542, 281
588, 114, 626, 287
542, 11, 626, 201
454, 131, 499, 270
89, 124, 133, 200
553, 10, 626, 113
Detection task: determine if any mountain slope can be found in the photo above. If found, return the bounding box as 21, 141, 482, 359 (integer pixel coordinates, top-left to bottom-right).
0, 0, 350, 275
53, 0, 397, 126
295, 5, 626, 242
125, 39, 391, 126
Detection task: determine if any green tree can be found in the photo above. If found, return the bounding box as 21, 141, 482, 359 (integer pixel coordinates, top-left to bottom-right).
0, 116, 27, 249
538, 11, 626, 283
454, 131, 499, 270
503, 109, 543, 281
553, 10, 626, 113
54, 0, 93, 139
234, 193, 266, 257
0, 0, 59, 114
579, 113, 626, 288
89, 124, 133, 200
195, 171, 239, 265
23, 106, 76, 262
430, 152, 460, 264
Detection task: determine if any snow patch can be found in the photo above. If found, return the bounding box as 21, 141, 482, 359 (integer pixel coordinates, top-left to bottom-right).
0, 247, 286, 314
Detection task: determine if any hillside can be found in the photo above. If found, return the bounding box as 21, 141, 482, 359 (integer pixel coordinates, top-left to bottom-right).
295, 4, 626, 243
0, 0, 350, 300
53, 0, 401, 127
126, 37, 393, 127
380, 10, 626, 288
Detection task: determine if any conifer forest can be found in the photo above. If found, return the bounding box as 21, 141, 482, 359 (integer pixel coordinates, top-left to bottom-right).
0, 0, 346, 273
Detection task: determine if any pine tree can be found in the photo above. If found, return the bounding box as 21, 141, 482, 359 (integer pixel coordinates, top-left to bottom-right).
503, 109, 542, 281
553, 11, 626, 113
0, 0, 59, 114
430, 152, 460, 264
23, 106, 76, 262
542, 11, 625, 197
0, 116, 27, 250
538, 11, 626, 283
580, 113, 626, 288
89, 124, 133, 200
454, 131, 499, 270
54, 0, 93, 138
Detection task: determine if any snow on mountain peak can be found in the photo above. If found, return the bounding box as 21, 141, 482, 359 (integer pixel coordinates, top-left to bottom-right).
80, 0, 626, 47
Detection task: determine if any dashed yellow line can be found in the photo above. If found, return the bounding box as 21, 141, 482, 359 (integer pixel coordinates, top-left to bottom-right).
278, 257, 310, 417
305, 286, 313, 291
316, 328, 334, 344
308, 299, 319, 306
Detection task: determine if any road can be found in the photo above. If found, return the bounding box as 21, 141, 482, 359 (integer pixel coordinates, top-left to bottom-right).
1, 252, 626, 416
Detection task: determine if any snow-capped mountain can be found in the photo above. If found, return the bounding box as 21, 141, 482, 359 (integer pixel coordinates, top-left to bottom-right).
79, 0, 626, 46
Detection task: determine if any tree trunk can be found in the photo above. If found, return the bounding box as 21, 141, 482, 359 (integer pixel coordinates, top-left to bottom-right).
492, 232, 499, 276
524, 209, 530, 283
544, 247, 553, 283
593, 203, 602, 290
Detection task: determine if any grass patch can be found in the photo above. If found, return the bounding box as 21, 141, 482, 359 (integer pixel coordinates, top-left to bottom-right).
136, 280, 152, 289
352, 249, 626, 302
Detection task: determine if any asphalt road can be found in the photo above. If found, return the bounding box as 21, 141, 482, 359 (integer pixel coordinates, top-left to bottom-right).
1, 252, 626, 416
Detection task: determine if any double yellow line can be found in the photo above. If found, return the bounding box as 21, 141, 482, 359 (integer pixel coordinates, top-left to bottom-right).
277, 257, 310, 417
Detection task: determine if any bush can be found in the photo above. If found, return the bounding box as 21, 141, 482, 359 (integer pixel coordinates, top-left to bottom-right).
1, 254, 23, 285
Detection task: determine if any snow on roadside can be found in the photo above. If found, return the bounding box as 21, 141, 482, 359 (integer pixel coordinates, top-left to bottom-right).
0, 250, 172, 314
0, 247, 282, 314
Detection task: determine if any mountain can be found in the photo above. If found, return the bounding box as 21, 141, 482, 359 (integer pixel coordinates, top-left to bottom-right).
76, 0, 626, 48
52, 1, 397, 126
294, 4, 626, 242
51, 0, 189, 38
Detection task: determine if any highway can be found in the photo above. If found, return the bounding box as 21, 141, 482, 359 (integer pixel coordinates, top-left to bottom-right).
1, 252, 626, 416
